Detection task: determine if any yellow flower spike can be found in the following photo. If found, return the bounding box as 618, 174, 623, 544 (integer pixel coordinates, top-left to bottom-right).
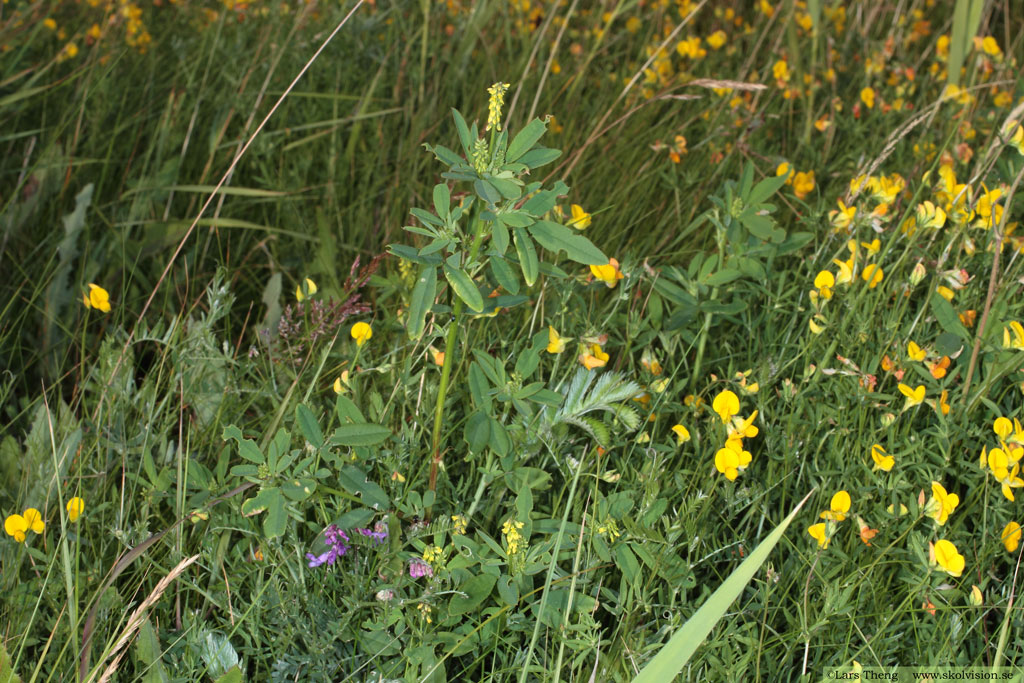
671, 424, 691, 445
350, 321, 372, 347
772, 60, 790, 83
567, 204, 592, 230
927, 481, 959, 526
66, 497, 85, 523
1003, 321, 1024, 350
546, 326, 568, 354
590, 259, 625, 288
861, 263, 883, 288
711, 389, 740, 423
485, 82, 510, 132
860, 87, 876, 109
4, 514, 28, 543
820, 490, 851, 522
828, 200, 857, 232
1002, 521, 1022, 553
898, 383, 925, 408
871, 444, 894, 472
807, 523, 830, 549
932, 539, 965, 577
907, 341, 926, 362
83, 284, 112, 313
295, 277, 317, 302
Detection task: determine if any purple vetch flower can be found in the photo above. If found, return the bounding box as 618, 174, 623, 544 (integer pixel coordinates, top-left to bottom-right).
408, 558, 433, 579
306, 524, 350, 568
357, 527, 388, 544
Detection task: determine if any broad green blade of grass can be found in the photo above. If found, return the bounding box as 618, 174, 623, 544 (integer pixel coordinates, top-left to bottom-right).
632, 489, 815, 683
946, 0, 984, 88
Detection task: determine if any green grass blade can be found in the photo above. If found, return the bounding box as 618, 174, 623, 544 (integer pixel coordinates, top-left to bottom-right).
632, 489, 815, 683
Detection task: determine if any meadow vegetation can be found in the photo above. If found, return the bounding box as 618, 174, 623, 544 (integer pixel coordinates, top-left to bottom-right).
2, 0, 1024, 680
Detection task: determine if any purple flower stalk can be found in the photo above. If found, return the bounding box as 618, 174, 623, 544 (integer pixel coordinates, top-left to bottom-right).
408, 558, 433, 579
306, 525, 350, 568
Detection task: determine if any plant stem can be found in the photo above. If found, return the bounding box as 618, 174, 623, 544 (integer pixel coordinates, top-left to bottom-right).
428, 216, 488, 496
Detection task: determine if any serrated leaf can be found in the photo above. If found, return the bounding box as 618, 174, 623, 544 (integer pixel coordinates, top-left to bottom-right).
444, 262, 485, 312
407, 265, 437, 340
529, 221, 607, 265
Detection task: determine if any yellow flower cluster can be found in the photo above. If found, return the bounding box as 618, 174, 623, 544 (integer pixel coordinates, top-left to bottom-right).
808, 490, 852, 549
980, 417, 1024, 501
502, 519, 526, 556
711, 389, 757, 481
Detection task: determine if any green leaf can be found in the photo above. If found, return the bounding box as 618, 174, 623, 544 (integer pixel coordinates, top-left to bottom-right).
432, 183, 451, 222
474, 179, 501, 205
387, 243, 442, 266
520, 181, 568, 216
615, 543, 642, 587
222, 425, 263, 464
489, 418, 510, 457
632, 490, 814, 683
407, 265, 437, 340
499, 210, 535, 228
444, 262, 485, 312
469, 362, 491, 409
704, 269, 744, 286
282, 478, 317, 501
513, 227, 539, 286
452, 108, 473, 156
529, 221, 607, 265
410, 207, 442, 227
338, 465, 391, 509
746, 173, 789, 206
516, 147, 561, 169
136, 617, 169, 683
497, 574, 519, 607
490, 219, 510, 254
465, 410, 491, 454
738, 210, 780, 242
213, 668, 243, 683
930, 292, 969, 339
295, 405, 324, 449
489, 256, 520, 295
507, 118, 548, 162
329, 424, 392, 447
488, 176, 522, 201
335, 395, 366, 424
449, 574, 498, 615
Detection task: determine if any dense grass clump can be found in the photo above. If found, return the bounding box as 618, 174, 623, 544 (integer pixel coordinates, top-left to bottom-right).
2, 0, 1024, 680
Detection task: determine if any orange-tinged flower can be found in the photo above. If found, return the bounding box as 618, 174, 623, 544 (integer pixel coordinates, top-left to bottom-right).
792, 171, 815, 199
829, 200, 857, 231
856, 517, 878, 545
579, 343, 609, 370
937, 389, 950, 416
929, 356, 950, 379
1002, 521, 1022, 553
590, 259, 624, 288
